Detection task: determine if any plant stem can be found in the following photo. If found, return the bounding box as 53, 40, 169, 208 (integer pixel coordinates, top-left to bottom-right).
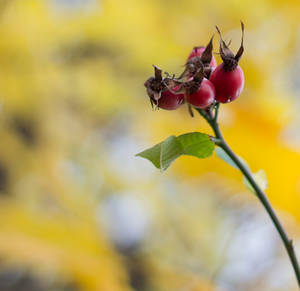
196, 107, 300, 288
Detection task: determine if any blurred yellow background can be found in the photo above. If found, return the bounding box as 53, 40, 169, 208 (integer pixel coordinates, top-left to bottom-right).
0, 0, 299, 290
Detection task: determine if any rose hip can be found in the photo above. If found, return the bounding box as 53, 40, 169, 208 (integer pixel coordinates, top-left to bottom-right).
210, 64, 244, 103
186, 79, 215, 109
210, 22, 245, 103
144, 66, 184, 110
157, 89, 184, 110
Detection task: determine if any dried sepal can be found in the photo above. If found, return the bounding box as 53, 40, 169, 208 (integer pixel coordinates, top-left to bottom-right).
200, 36, 214, 66
216, 22, 245, 71
193, 64, 204, 83
149, 97, 154, 109
163, 78, 185, 95
163, 78, 182, 90
235, 21, 244, 62
183, 65, 204, 95
216, 26, 235, 59
179, 36, 214, 81
144, 66, 165, 103
188, 103, 194, 117
204, 66, 213, 79
178, 57, 203, 80
154, 65, 163, 81
179, 58, 202, 80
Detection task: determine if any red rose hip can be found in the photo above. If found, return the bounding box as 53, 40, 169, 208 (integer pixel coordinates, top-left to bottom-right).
186, 79, 215, 109
210, 22, 245, 103
144, 66, 184, 110
157, 90, 184, 110
210, 64, 244, 103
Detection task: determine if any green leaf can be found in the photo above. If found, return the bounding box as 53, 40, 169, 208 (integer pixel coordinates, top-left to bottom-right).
136, 132, 215, 172
243, 169, 268, 193
160, 136, 183, 172
177, 132, 214, 158
136, 142, 162, 169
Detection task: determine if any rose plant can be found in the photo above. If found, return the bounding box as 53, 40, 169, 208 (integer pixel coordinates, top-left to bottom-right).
137, 22, 300, 287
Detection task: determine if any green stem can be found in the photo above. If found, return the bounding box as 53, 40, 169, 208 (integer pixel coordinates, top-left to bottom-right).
196, 107, 300, 288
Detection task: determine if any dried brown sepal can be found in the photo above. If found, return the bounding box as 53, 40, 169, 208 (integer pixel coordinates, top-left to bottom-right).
149, 97, 154, 109
163, 78, 182, 90
204, 66, 213, 79
183, 65, 204, 95
200, 36, 214, 66
179, 36, 214, 81
216, 22, 244, 71
178, 56, 203, 80
163, 72, 185, 93
235, 21, 244, 62
154, 65, 163, 81
162, 78, 185, 95
144, 66, 165, 103
188, 103, 194, 117
193, 64, 204, 83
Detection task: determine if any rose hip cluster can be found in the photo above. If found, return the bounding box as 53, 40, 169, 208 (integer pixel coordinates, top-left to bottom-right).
144, 23, 245, 112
